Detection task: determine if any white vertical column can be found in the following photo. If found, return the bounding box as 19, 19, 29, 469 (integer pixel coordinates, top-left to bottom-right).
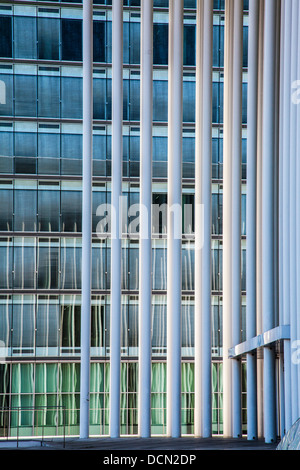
223, 0, 243, 438
278, 0, 285, 439
223, 0, 233, 437
246, 0, 259, 441
80, 0, 93, 440
167, 0, 183, 439
282, 0, 292, 433
289, 0, 299, 425
261, 0, 277, 444
194, 0, 213, 438
256, 0, 265, 438
110, 0, 123, 439
231, 0, 243, 439
138, 0, 153, 439
296, 0, 300, 418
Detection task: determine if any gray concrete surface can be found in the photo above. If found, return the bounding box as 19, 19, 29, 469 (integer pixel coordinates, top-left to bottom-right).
0, 436, 278, 451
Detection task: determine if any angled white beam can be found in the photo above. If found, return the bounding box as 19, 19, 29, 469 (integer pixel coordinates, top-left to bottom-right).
167, 0, 183, 439
110, 0, 123, 439
80, 0, 93, 440
194, 0, 213, 439
138, 0, 153, 439
229, 325, 291, 358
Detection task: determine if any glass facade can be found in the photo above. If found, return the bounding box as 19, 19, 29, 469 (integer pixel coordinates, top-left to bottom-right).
0, 0, 249, 438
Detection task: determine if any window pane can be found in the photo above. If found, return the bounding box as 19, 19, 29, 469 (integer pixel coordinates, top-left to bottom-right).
153, 24, 168, 65
183, 81, 195, 123
36, 303, 59, 350
93, 20, 106, 63
0, 16, 12, 58
130, 22, 140, 64
0, 301, 11, 348
153, 81, 168, 122
14, 132, 37, 174
14, 75, 37, 117
38, 133, 60, 175
14, 16, 37, 59
0, 240, 12, 289
0, 74, 13, 116
0, 188, 13, 230
61, 19, 82, 61
61, 191, 82, 232
38, 189, 60, 232
60, 242, 82, 289
38, 17, 60, 60
14, 190, 37, 231
61, 77, 82, 118
38, 75, 60, 118
183, 25, 195, 66
12, 303, 35, 349
14, 243, 36, 289
37, 240, 59, 289
61, 133, 82, 175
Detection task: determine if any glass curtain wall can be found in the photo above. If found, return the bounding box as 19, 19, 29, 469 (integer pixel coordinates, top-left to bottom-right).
0, 0, 249, 438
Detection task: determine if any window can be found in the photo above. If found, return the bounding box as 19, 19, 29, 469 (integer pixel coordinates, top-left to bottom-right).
0, 16, 12, 58
38, 18, 60, 60
14, 17, 37, 59
61, 19, 82, 61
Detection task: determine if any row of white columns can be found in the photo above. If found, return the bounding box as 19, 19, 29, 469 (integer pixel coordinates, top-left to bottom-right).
245, 0, 280, 444
80, 0, 300, 443
80, 0, 214, 439
281, 0, 300, 433
246, 0, 300, 443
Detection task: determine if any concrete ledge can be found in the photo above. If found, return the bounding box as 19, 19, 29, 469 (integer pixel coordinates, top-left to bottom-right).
0, 439, 43, 449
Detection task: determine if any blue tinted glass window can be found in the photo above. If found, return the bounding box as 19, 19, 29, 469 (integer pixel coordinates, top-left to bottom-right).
0, 74, 13, 116
61, 134, 82, 175
61, 77, 82, 118
0, 189, 13, 231
37, 242, 59, 289
93, 20, 106, 63
0, 16, 12, 58
14, 190, 37, 231
38, 18, 60, 60
14, 244, 36, 289
61, 191, 82, 232
14, 16, 37, 59
38, 76, 60, 118
14, 75, 37, 117
61, 19, 82, 61
38, 190, 60, 232
38, 133, 60, 175
183, 25, 195, 66
153, 81, 168, 122
153, 24, 168, 65
183, 81, 195, 123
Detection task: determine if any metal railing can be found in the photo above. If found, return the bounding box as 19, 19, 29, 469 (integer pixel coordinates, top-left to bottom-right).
0, 406, 66, 448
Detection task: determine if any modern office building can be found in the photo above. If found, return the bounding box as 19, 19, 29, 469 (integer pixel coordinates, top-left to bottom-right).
0, 0, 299, 445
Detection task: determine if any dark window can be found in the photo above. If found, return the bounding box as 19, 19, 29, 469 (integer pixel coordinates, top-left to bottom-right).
183, 25, 195, 66
0, 16, 12, 58
153, 24, 168, 65
61, 19, 82, 61
38, 17, 60, 60
93, 20, 106, 63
